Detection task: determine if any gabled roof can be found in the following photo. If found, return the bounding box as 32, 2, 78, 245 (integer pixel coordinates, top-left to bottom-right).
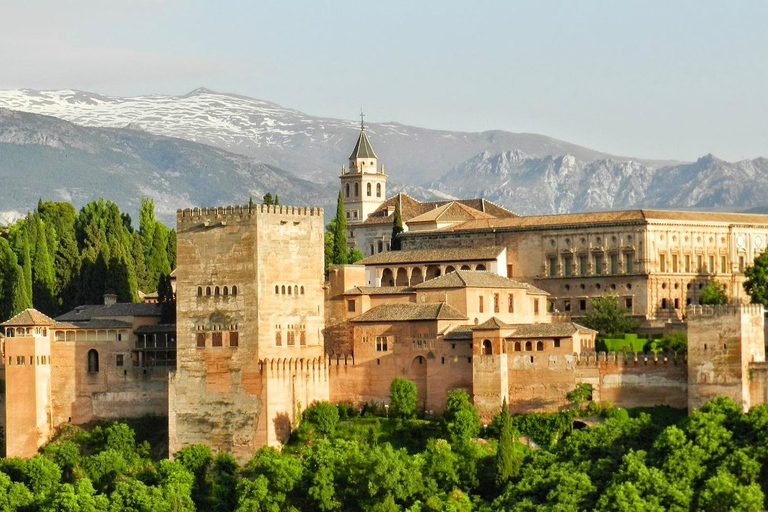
360, 247, 505, 265
2, 308, 55, 326
349, 129, 377, 159
53, 319, 133, 329
444, 325, 474, 340
362, 193, 517, 227
413, 270, 548, 294
343, 286, 415, 296
56, 302, 162, 322
351, 302, 468, 323
407, 201, 495, 224
472, 317, 513, 330
502, 322, 597, 338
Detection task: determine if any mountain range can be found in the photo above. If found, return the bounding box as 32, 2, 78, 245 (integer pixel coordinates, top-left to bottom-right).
0, 88, 766, 223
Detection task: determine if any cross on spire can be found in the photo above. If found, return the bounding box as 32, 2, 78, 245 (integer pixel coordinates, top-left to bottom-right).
360, 110, 365, 130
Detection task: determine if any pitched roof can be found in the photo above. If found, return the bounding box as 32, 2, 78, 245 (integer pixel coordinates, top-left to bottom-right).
134, 324, 177, 334
2, 308, 55, 326
351, 302, 468, 323
349, 129, 377, 159
501, 322, 597, 338
362, 193, 517, 227
56, 302, 162, 322
472, 317, 513, 330
444, 325, 474, 340
407, 201, 495, 224
413, 270, 548, 294
437, 209, 768, 234
344, 286, 415, 296
360, 247, 505, 265
53, 319, 133, 329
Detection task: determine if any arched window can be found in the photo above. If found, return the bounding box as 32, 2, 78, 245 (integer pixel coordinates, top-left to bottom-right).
300, 286, 305, 295
294, 285, 299, 295
525, 341, 532, 351
482, 339, 493, 355
214, 286, 220, 296
275, 285, 279, 294
536, 341, 544, 351
288, 286, 292, 295
476, 264, 486, 271
282, 285, 286, 294
376, 183, 381, 197
345, 183, 350, 197
354, 183, 359, 197
367, 183, 372, 196
508, 295, 514, 313
276, 332, 282, 346
232, 285, 238, 296
514, 342, 521, 352
197, 287, 202, 297
88, 349, 99, 373
205, 286, 211, 296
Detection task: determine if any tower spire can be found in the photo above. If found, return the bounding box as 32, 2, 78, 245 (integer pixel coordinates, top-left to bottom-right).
360, 109, 365, 130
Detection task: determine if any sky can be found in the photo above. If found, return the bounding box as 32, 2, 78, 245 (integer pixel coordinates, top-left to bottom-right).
1, 0, 766, 162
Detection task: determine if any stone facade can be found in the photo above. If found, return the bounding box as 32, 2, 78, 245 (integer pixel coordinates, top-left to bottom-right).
170, 204, 328, 463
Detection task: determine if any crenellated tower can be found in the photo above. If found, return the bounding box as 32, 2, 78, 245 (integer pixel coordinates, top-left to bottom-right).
339, 115, 387, 233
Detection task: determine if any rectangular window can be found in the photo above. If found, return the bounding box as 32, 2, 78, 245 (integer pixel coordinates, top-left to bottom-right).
674, 298, 680, 309
212, 332, 223, 347
563, 256, 573, 277
625, 253, 634, 274
579, 299, 587, 311
625, 298, 633, 310
196, 333, 206, 348
672, 254, 679, 273
116, 354, 124, 367
739, 256, 745, 272
534, 298, 540, 315
610, 254, 618, 274
564, 300, 571, 312
276, 331, 282, 346
594, 254, 604, 275
493, 293, 500, 313
659, 253, 666, 272
697, 255, 703, 273
508, 295, 514, 313
375, 336, 388, 352
347, 300, 356, 313
548, 257, 557, 277
709, 255, 715, 274
16, 356, 24, 365
579, 255, 588, 276
413, 339, 427, 349
300, 331, 306, 346
479, 296, 484, 313
507, 264, 514, 277
685, 255, 691, 273
229, 331, 239, 347
554, 339, 561, 348
721, 255, 727, 273
287, 331, 295, 346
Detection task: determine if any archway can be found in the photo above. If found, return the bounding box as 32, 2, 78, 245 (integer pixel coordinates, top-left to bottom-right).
425, 265, 441, 281
445, 265, 456, 274
381, 268, 395, 286
482, 339, 493, 355
395, 268, 409, 286
410, 267, 424, 285
476, 264, 487, 271
460, 265, 471, 270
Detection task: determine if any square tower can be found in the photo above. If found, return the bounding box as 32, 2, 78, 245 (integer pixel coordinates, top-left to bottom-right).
339, 126, 387, 228
170, 204, 329, 462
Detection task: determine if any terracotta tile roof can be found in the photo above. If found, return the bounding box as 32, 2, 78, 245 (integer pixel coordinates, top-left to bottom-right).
472, 317, 513, 330
501, 322, 597, 338
53, 319, 133, 329
351, 302, 468, 323
362, 193, 517, 227
134, 324, 177, 334
444, 325, 474, 340
413, 270, 548, 294
2, 308, 55, 326
407, 202, 495, 224
360, 247, 505, 265
437, 209, 768, 233
343, 286, 416, 295
56, 303, 162, 322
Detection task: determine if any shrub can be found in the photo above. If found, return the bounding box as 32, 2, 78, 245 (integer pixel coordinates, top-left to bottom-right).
390, 378, 418, 419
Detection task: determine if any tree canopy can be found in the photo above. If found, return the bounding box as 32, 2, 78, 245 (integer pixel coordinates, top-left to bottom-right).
580, 294, 639, 337
700, 281, 728, 305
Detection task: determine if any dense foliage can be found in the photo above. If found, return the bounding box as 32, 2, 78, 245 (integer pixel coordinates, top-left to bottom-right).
4, 395, 768, 511
0, 198, 175, 319
744, 249, 768, 306
323, 191, 363, 272
699, 281, 728, 305
391, 200, 404, 251
580, 294, 639, 337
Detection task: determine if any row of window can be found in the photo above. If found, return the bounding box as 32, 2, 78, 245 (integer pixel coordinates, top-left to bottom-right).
5, 326, 48, 337
196, 331, 239, 348
7, 355, 49, 366
275, 326, 307, 346
136, 333, 177, 349
659, 253, 739, 274
554, 297, 633, 313
54, 330, 127, 342
197, 285, 238, 297
344, 182, 382, 199
478, 293, 517, 314
275, 285, 305, 296
548, 252, 635, 278
196, 324, 239, 331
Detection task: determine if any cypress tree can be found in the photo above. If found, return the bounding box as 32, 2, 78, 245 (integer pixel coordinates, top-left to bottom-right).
332, 190, 348, 265
495, 397, 522, 487
32, 220, 58, 314
132, 232, 152, 293
166, 229, 177, 270
274, 194, 280, 206
0, 238, 29, 319
139, 197, 157, 260
20, 241, 33, 309
147, 222, 171, 292
391, 198, 404, 250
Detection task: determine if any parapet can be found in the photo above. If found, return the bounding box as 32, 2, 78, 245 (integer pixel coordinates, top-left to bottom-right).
575, 350, 686, 367
686, 304, 764, 318
177, 204, 324, 227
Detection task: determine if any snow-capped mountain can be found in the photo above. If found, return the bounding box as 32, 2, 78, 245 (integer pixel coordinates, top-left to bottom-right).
0, 88, 666, 186
431, 150, 768, 215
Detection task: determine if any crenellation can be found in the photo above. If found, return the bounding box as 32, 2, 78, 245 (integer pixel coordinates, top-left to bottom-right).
177, 204, 324, 226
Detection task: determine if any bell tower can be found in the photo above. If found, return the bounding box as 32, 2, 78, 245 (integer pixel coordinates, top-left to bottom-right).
339, 113, 387, 227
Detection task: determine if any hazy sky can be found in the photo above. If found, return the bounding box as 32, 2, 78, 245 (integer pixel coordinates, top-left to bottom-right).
1, 1, 766, 162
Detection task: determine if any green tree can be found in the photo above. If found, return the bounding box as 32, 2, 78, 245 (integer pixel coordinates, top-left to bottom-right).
581, 294, 639, 337
699, 281, 728, 305
347, 247, 364, 264
138, 198, 157, 261
305, 402, 340, 438
444, 389, 477, 423
31, 219, 57, 315
657, 330, 687, 353
391, 200, 403, 251
262, 193, 274, 206
390, 377, 418, 419
166, 229, 177, 270
448, 409, 480, 449
332, 191, 348, 265
146, 222, 171, 292
274, 194, 280, 206
566, 383, 594, 409
496, 398, 522, 487
744, 249, 768, 306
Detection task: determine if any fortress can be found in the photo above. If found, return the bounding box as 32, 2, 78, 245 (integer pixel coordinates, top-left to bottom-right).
3, 127, 768, 460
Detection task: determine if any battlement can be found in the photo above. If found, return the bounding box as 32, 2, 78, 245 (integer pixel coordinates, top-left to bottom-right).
177, 204, 323, 226
575, 350, 686, 366
686, 304, 764, 317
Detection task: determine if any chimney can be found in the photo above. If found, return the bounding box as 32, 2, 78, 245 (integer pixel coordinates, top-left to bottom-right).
103, 294, 118, 306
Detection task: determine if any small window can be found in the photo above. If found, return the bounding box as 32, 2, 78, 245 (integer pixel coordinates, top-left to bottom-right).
287, 331, 295, 346
206, 287, 211, 296
514, 342, 521, 351
223, 286, 229, 296
212, 332, 223, 347
579, 299, 587, 311
275, 285, 279, 294
300, 331, 306, 346
229, 331, 239, 347
564, 300, 571, 312
232, 285, 238, 296
197, 287, 203, 297
300, 286, 305, 295
288, 286, 292, 295
525, 341, 532, 351
196, 333, 206, 348
467, 357, 472, 363
276, 332, 282, 346
534, 299, 540, 315
294, 285, 299, 295
282, 285, 286, 294
376, 183, 381, 197
116, 354, 124, 367
367, 183, 372, 196
88, 349, 99, 373
554, 339, 561, 348
347, 300, 356, 312
375, 336, 388, 352
508, 295, 515, 313
482, 339, 493, 355
625, 298, 633, 310
494, 293, 500, 313
536, 341, 544, 351
354, 183, 359, 197
345, 183, 350, 197
478, 296, 484, 313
